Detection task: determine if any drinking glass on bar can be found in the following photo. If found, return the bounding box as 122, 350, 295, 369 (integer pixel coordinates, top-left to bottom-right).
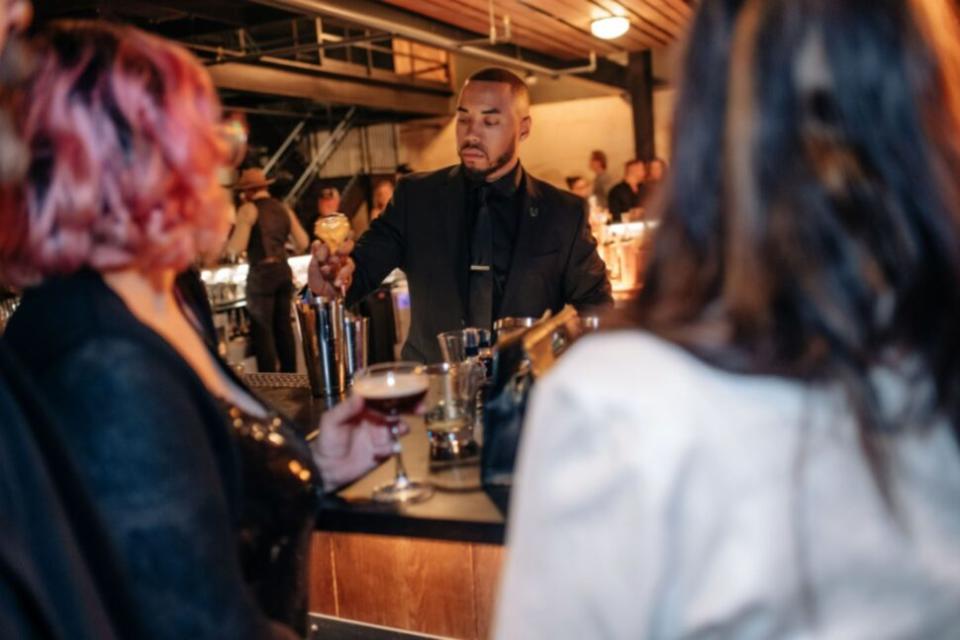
438, 328, 491, 364
423, 361, 482, 465
352, 361, 434, 503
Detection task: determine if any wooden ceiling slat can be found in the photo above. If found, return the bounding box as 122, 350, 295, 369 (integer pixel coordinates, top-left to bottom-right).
623, 0, 689, 30
383, 0, 614, 59
533, 0, 662, 48
378, 0, 693, 60
383, 1, 584, 60
518, 0, 659, 50
660, 0, 694, 19
484, 0, 626, 54
492, 0, 615, 52
475, 0, 624, 57
593, 0, 683, 40
586, 0, 675, 44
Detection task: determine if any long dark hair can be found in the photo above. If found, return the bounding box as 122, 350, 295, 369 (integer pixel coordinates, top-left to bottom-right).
636, 0, 960, 497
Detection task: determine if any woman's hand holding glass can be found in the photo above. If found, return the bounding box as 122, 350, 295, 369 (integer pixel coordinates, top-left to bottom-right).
311, 394, 409, 493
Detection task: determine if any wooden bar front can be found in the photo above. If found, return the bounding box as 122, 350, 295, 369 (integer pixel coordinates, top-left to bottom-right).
309, 532, 504, 639
250, 364, 508, 639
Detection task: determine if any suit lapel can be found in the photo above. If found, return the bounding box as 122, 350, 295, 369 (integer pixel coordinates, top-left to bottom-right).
441, 165, 469, 321
500, 170, 549, 314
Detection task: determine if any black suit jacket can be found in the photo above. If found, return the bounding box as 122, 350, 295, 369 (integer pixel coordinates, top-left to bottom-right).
347, 164, 612, 363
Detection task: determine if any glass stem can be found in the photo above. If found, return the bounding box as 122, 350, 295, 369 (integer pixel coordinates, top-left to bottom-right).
390, 422, 410, 487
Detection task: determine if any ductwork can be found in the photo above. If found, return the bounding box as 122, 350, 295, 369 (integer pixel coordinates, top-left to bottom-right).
251, 0, 597, 78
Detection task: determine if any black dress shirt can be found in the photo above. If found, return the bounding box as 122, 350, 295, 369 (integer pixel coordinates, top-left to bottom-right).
465, 162, 524, 320
607, 180, 650, 222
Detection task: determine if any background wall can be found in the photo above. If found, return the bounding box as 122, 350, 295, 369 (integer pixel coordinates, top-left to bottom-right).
654, 87, 675, 162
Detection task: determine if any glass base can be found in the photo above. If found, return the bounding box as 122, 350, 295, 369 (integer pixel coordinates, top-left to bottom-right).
372, 479, 434, 504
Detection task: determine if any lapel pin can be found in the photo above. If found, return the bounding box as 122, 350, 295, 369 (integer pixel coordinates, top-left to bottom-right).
529, 206, 539, 218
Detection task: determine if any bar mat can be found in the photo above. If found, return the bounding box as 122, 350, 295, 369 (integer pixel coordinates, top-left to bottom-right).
242, 372, 311, 389
308, 614, 451, 640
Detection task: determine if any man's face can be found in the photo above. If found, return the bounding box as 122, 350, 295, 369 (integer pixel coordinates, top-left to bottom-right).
571, 178, 591, 198
626, 162, 647, 184
649, 160, 664, 181
318, 193, 340, 216
373, 182, 393, 208
456, 80, 530, 181
589, 159, 604, 174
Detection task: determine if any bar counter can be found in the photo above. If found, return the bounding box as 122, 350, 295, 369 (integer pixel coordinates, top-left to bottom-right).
247, 372, 506, 544
248, 373, 506, 640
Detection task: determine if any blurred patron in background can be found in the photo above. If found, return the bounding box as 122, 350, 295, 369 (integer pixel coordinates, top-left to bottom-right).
314, 186, 343, 232
370, 178, 395, 222
565, 175, 592, 200
647, 157, 668, 183
226, 167, 308, 373
607, 158, 649, 223
589, 149, 614, 210
497, 0, 960, 637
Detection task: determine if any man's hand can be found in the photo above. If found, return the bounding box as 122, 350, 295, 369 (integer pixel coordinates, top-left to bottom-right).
307, 236, 355, 298
310, 394, 409, 492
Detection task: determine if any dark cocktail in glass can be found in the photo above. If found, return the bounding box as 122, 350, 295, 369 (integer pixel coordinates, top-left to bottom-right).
352, 362, 433, 503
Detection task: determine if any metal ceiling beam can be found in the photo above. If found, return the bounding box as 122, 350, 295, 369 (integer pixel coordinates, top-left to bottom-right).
220, 104, 327, 119
136, 0, 250, 26
205, 32, 390, 66
252, 0, 601, 78
207, 62, 453, 115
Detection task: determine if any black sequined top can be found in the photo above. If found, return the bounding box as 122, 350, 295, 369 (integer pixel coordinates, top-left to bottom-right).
223, 401, 322, 635
5, 271, 324, 639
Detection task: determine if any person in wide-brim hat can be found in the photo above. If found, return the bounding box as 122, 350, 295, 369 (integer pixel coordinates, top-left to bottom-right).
232, 167, 274, 191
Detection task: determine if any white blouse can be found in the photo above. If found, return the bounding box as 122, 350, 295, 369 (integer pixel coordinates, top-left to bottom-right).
494, 331, 960, 639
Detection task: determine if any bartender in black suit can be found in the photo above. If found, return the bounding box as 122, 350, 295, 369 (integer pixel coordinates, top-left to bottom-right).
309, 67, 612, 362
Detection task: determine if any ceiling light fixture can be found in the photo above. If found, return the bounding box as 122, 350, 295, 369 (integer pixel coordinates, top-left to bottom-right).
591, 16, 630, 40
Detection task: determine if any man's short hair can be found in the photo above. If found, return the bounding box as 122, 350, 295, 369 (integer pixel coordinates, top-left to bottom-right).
465, 67, 530, 106
590, 150, 607, 170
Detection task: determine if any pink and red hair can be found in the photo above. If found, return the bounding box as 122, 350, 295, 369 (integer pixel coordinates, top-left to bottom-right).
0, 20, 232, 287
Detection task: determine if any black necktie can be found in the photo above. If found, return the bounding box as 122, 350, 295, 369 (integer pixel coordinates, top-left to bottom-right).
468, 185, 494, 330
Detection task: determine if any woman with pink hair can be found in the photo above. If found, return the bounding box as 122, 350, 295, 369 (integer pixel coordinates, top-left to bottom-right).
0, 20, 395, 639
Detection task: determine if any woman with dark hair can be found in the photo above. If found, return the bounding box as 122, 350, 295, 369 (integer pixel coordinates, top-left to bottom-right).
496, 0, 960, 637
0, 21, 398, 639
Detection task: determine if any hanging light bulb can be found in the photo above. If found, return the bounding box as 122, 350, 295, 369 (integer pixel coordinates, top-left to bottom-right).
591, 16, 630, 40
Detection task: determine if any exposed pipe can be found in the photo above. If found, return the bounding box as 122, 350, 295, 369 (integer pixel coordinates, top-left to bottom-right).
456, 3, 511, 48
251, 0, 597, 77
207, 32, 390, 66
489, 0, 496, 44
